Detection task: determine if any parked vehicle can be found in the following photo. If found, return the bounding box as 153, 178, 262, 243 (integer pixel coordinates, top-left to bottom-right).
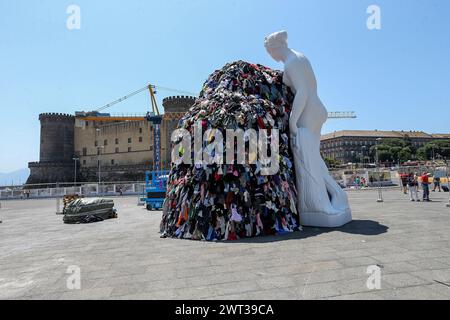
144, 170, 169, 210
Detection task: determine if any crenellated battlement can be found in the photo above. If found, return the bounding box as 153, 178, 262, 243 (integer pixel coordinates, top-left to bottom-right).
39, 113, 75, 122
162, 95, 196, 113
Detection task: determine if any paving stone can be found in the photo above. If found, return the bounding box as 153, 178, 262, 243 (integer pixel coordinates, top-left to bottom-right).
409, 269, 450, 283
1, 190, 450, 299
377, 284, 448, 300
59, 287, 114, 300
297, 281, 343, 299
327, 291, 384, 300
110, 281, 150, 297
381, 273, 431, 288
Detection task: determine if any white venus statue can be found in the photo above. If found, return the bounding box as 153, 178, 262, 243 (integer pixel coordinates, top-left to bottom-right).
265, 30, 352, 227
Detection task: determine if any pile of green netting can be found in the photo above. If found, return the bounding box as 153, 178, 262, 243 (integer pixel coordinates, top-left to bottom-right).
63, 198, 117, 224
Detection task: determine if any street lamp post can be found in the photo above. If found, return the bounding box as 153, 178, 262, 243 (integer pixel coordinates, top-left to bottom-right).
73, 157, 79, 186
376, 138, 384, 202
445, 158, 450, 207
361, 146, 367, 168
97, 146, 104, 195
96, 128, 103, 195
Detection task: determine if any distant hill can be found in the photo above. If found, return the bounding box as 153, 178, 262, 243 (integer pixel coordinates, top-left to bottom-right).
0, 169, 30, 186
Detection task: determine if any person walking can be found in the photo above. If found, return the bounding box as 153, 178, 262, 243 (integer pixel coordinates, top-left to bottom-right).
432, 175, 441, 192
407, 173, 420, 202
421, 172, 431, 202
400, 173, 408, 194
361, 177, 367, 188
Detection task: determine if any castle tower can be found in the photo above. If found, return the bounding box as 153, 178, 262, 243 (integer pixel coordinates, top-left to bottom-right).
27, 113, 76, 184
161, 96, 196, 168
39, 113, 75, 163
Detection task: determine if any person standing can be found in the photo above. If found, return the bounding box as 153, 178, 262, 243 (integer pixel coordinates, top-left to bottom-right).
433, 176, 441, 192
361, 177, 367, 188
408, 173, 420, 202
421, 172, 431, 202
400, 173, 408, 194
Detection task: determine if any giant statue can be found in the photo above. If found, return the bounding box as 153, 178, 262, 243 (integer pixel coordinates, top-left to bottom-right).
265, 30, 352, 227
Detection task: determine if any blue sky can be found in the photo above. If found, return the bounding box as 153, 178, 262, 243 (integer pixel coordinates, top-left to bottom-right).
0, 0, 449, 172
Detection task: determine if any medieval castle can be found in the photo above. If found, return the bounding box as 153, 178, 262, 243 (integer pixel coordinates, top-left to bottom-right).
27, 96, 195, 184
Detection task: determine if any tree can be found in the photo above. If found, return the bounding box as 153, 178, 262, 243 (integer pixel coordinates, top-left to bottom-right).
431, 140, 450, 159
418, 140, 450, 160
377, 150, 392, 162
323, 157, 339, 169
398, 147, 412, 162
370, 137, 416, 163
416, 146, 427, 161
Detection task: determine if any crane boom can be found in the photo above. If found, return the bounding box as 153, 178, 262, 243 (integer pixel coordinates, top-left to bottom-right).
96, 85, 152, 112
80, 84, 356, 172
95, 84, 197, 114
327, 111, 356, 119
93, 84, 355, 119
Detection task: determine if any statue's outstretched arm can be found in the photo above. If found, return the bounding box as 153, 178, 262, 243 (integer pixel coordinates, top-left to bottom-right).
286, 60, 308, 136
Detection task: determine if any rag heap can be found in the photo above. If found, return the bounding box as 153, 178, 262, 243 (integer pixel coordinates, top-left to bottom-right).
160, 60, 299, 241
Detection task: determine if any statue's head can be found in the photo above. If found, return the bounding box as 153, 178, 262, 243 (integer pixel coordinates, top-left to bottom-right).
264, 30, 288, 62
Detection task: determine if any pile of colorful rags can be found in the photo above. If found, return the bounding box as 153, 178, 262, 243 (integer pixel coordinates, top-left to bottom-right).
160, 60, 299, 241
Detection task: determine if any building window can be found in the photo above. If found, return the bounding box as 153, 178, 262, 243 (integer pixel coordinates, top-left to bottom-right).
83, 160, 86, 165
128, 147, 132, 152
115, 138, 119, 145
139, 137, 143, 143
139, 128, 143, 134
115, 147, 119, 153
85, 121, 89, 127
104, 139, 108, 146
95, 141, 98, 147
128, 138, 132, 143
150, 146, 153, 151
82, 148, 87, 156
111, 159, 115, 165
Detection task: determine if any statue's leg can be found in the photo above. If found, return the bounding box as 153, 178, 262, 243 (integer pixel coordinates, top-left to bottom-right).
319, 157, 351, 213
294, 127, 336, 214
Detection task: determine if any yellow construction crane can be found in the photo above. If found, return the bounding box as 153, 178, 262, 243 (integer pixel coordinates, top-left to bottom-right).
79, 85, 162, 121
75, 84, 356, 171
77, 84, 356, 121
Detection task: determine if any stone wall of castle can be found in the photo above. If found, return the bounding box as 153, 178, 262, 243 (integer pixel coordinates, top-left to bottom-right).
27, 113, 76, 184
27, 96, 196, 185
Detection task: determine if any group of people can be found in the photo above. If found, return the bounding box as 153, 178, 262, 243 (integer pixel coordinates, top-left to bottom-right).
400, 172, 441, 202
352, 176, 368, 189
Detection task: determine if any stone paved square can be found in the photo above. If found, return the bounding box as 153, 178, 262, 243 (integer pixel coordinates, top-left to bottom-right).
1, 189, 450, 300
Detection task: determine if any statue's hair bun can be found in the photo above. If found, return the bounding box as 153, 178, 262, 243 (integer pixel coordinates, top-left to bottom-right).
264, 30, 288, 48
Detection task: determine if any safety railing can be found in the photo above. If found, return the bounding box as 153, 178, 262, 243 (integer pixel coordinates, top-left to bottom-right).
0, 182, 146, 200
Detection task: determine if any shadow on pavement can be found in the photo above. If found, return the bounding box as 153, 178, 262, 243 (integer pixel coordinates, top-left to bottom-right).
231, 219, 389, 244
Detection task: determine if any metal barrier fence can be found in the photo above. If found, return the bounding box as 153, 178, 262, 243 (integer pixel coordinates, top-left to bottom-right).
0, 182, 146, 200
